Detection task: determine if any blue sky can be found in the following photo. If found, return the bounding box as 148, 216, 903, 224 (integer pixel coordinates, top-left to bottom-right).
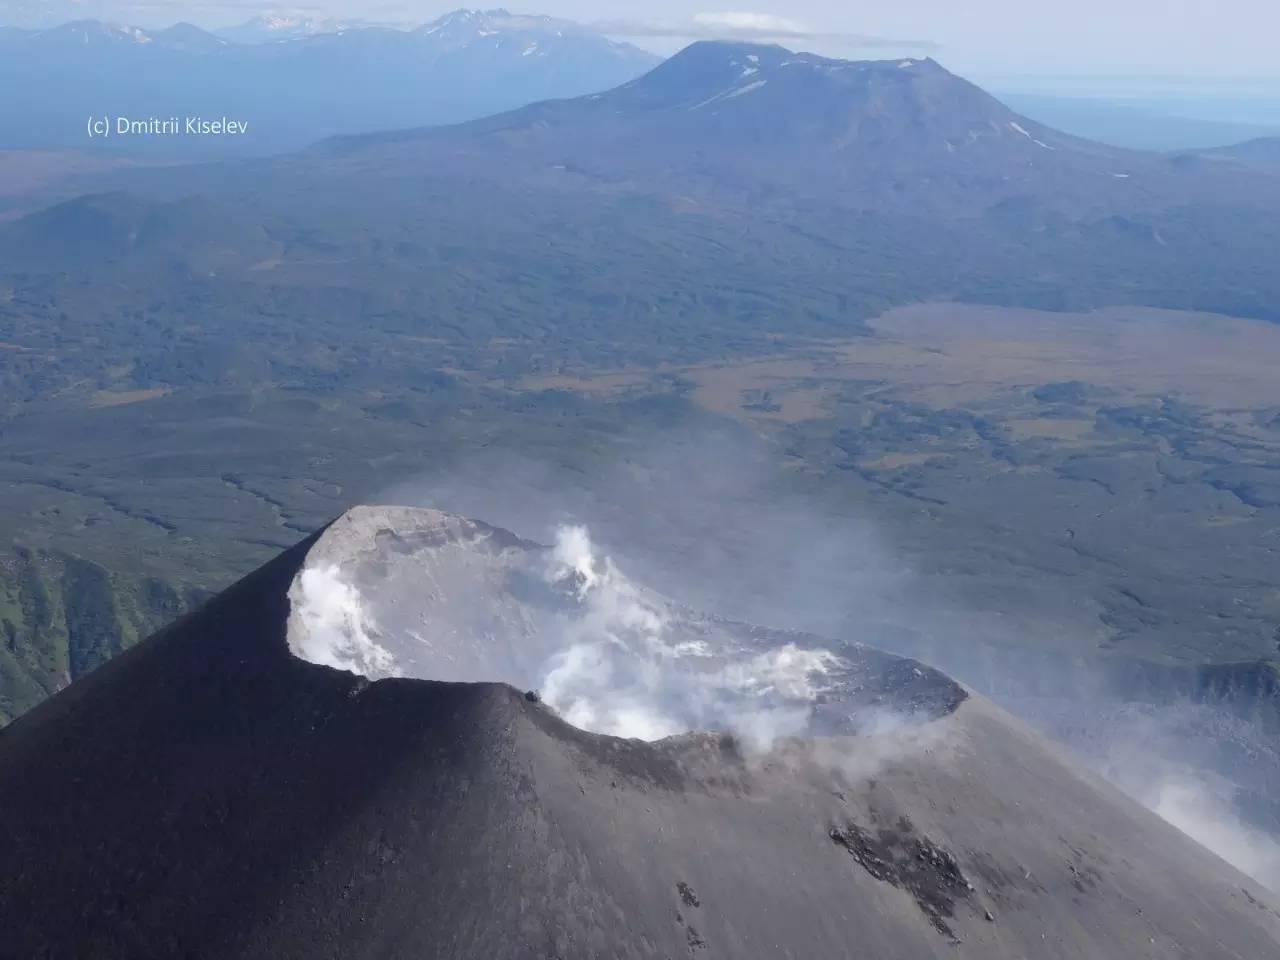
3, 1, 1276, 78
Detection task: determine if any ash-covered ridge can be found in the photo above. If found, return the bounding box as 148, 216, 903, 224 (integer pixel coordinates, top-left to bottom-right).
3, 505, 1280, 958
286, 505, 965, 744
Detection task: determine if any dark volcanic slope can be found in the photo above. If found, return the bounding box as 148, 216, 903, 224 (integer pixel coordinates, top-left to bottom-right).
2, 507, 1279, 959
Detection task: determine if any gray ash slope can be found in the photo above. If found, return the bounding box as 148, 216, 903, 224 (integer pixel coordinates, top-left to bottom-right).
2, 506, 1279, 959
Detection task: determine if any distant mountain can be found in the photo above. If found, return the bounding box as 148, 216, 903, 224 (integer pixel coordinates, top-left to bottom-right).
151, 22, 235, 54
0, 10, 660, 158
996, 92, 1280, 152
328, 41, 1265, 220
1227, 136, 1280, 166
215, 14, 377, 43
2, 18, 159, 47
0, 18, 257, 54
0, 191, 275, 270
1174, 136, 1280, 170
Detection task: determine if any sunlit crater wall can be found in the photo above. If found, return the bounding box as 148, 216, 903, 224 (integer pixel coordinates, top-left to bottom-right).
285, 506, 963, 747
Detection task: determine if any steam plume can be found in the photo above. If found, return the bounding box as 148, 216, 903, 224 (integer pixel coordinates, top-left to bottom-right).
288, 520, 850, 753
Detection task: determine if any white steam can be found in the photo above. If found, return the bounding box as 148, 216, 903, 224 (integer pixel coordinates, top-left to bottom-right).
288, 564, 400, 678
287, 519, 848, 752
538, 526, 841, 749
1073, 703, 1280, 893
1146, 777, 1280, 892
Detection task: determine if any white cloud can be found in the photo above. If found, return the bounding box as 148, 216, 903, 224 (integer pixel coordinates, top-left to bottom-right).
592, 9, 938, 49
690, 11, 808, 35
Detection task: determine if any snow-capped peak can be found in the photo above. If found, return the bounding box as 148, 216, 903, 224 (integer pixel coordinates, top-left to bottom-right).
217, 14, 380, 43
411, 8, 647, 60
46, 20, 155, 44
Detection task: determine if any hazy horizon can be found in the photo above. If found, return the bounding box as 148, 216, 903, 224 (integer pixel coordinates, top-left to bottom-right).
2, 1, 1278, 83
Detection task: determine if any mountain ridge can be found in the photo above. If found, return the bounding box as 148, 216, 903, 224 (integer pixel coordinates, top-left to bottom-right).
1177, 135, 1280, 169
327, 41, 1114, 150
0, 9, 658, 59
0, 11, 660, 158
315, 39, 1267, 223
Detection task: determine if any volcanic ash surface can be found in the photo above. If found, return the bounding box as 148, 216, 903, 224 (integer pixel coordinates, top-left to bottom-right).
286, 505, 965, 746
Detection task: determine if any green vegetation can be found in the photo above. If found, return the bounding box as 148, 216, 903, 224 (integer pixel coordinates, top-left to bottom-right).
0, 548, 198, 723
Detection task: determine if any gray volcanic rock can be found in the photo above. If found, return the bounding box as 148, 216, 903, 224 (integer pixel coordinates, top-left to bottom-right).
1, 505, 1278, 959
